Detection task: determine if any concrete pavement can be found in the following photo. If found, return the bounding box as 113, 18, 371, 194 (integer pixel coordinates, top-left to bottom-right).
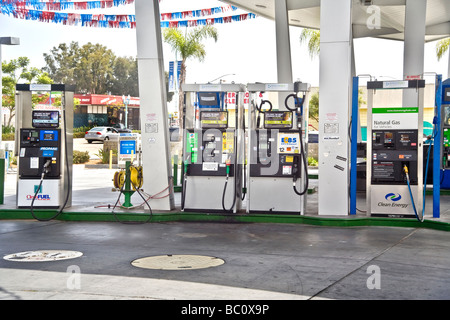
1, 165, 450, 301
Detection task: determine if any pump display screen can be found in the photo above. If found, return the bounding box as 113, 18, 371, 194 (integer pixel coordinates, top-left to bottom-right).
32, 110, 60, 128
43, 133, 54, 140
200, 111, 228, 128
40, 130, 59, 141
264, 111, 293, 129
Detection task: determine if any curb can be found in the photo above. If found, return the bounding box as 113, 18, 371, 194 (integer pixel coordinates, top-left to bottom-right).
1, 209, 449, 232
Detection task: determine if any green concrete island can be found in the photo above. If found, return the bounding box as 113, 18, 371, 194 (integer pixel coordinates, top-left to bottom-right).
2, 209, 450, 232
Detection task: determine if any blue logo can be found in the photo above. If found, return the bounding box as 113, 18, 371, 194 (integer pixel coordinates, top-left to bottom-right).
385, 193, 402, 202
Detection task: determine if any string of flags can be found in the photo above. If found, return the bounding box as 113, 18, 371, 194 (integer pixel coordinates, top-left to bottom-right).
0, 0, 257, 29
0, 0, 134, 11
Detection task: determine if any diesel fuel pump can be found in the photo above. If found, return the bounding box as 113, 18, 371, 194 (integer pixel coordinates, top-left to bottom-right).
246, 82, 311, 214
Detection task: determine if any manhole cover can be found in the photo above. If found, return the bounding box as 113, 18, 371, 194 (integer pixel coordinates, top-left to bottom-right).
131, 254, 225, 270
3, 250, 83, 262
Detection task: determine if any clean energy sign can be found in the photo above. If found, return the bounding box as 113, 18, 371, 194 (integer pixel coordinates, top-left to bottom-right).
372, 107, 419, 130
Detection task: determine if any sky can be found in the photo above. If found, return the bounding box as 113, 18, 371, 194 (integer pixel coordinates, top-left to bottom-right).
0, 0, 449, 91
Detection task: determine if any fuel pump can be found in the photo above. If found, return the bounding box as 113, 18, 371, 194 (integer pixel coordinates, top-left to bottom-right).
440, 78, 450, 187
366, 79, 425, 219
15, 84, 74, 220
181, 83, 246, 213
246, 82, 311, 214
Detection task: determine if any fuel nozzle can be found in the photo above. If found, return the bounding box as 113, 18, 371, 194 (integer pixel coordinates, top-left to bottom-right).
41, 159, 52, 178
403, 164, 411, 183
43, 159, 52, 172
226, 158, 231, 176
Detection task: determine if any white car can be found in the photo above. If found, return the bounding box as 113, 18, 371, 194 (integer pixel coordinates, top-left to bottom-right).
85, 127, 120, 143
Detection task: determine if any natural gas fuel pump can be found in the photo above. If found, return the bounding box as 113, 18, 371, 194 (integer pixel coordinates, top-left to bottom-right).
181, 83, 246, 213
366, 80, 425, 220
246, 82, 311, 214
15, 84, 74, 221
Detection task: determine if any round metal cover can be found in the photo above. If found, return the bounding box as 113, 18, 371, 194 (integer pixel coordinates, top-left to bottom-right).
131, 254, 225, 270
3, 250, 83, 262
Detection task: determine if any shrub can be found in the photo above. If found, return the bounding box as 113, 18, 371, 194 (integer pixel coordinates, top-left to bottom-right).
2, 133, 15, 141
2, 125, 15, 134
73, 131, 86, 138
74, 126, 91, 139
96, 148, 117, 164
73, 150, 90, 164
308, 157, 318, 167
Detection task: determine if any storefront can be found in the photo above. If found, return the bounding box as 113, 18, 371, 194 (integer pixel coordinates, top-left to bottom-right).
74, 94, 140, 130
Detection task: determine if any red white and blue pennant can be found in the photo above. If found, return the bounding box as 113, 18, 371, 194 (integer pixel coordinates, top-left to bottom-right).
0, 0, 257, 29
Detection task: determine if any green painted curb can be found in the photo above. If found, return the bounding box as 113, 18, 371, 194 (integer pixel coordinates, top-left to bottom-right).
1, 209, 449, 232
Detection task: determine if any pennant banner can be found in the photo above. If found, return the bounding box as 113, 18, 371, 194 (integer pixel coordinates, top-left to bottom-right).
160, 5, 238, 21
160, 13, 257, 29
0, 0, 238, 24
0, 0, 134, 11
0, 5, 257, 29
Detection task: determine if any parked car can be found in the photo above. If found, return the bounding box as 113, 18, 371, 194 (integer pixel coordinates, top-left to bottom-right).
85, 127, 120, 143
113, 123, 132, 133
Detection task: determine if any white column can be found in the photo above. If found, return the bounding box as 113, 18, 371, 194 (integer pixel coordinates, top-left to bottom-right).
274, 0, 293, 109
403, 0, 427, 106
318, 0, 353, 216
135, 0, 174, 210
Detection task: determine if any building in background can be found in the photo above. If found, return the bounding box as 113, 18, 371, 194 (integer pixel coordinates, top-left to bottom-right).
74, 94, 140, 130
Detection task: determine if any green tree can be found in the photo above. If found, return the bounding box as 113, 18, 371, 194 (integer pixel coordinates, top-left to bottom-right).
43, 41, 115, 94
110, 56, 139, 97
2, 57, 53, 126
162, 26, 218, 131
300, 29, 320, 59
436, 38, 449, 61
43, 41, 79, 85
43, 42, 173, 102
309, 92, 319, 123
75, 42, 115, 94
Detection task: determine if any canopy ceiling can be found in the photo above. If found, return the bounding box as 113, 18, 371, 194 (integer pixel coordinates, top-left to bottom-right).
220, 0, 450, 42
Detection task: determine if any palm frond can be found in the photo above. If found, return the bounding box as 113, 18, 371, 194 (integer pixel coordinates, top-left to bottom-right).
300, 28, 320, 59
436, 38, 450, 61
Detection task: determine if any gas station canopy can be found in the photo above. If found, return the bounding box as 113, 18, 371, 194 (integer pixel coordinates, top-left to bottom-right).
221, 0, 450, 42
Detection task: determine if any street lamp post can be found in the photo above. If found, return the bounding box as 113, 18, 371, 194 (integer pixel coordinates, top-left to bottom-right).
208, 73, 236, 83
122, 94, 130, 128
0, 37, 20, 145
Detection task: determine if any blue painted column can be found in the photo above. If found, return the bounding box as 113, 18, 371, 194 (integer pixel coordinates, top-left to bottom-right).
434, 75, 442, 218
350, 77, 359, 215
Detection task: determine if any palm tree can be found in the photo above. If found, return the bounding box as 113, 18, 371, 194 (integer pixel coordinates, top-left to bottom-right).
162, 26, 218, 131
300, 29, 320, 59
436, 38, 449, 61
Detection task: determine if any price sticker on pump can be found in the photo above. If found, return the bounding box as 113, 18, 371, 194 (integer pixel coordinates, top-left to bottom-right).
277, 132, 300, 154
